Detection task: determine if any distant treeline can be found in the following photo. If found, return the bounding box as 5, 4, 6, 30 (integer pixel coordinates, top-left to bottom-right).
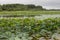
0, 4, 46, 11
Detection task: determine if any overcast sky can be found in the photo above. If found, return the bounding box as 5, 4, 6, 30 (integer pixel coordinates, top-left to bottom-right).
0, 0, 60, 9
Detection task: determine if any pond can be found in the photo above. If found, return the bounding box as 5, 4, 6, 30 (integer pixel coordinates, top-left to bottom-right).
0, 14, 60, 20
34, 14, 60, 20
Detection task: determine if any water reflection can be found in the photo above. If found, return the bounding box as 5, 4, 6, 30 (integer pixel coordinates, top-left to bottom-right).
0, 14, 60, 20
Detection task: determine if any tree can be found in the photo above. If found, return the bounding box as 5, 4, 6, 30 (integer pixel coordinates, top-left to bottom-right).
0, 4, 44, 11
0, 5, 2, 11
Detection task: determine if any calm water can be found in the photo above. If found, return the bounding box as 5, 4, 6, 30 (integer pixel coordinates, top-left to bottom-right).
34, 14, 60, 20
0, 14, 60, 20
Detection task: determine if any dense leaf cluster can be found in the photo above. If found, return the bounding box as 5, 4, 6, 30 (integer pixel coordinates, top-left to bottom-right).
0, 18, 60, 40
0, 4, 45, 11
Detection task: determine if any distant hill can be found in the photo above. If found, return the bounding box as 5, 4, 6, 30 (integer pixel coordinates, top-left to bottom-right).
0, 4, 45, 11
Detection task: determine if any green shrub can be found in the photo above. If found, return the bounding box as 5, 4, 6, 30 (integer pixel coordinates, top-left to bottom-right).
0, 18, 60, 40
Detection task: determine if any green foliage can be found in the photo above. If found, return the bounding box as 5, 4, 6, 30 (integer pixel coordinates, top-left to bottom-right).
0, 5, 2, 11
0, 11, 60, 17
0, 4, 44, 11
0, 18, 60, 40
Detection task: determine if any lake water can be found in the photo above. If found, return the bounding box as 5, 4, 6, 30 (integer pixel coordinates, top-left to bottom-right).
0, 14, 60, 20
34, 14, 60, 20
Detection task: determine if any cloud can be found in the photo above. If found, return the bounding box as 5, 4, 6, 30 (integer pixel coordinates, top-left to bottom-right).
44, 0, 60, 9
0, 0, 60, 9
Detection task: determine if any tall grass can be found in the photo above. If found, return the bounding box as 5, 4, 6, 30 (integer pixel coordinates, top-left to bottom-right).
0, 11, 60, 17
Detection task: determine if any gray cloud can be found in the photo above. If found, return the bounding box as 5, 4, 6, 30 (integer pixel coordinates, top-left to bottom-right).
0, 0, 60, 9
